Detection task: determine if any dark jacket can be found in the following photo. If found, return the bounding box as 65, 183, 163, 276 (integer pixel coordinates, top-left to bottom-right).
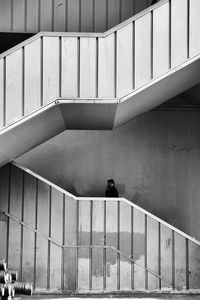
105, 186, 119, 198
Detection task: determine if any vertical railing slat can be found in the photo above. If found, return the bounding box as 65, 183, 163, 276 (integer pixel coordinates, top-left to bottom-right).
47, 186, 52, 289
103, 200, 106, 290
117, 200, 120, 290
89, 200, 93, 290
61, 194, 65, 291
33, 178, 38, 290
158, 222, 161, 290
145, 214, 148, 290
186, 238, 189, 290
131, 206, 134, 290
75, 199, 79, 290
172, 230, 175, 290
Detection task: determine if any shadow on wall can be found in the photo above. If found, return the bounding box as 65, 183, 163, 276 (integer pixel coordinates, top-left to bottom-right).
0, 33, 33, 54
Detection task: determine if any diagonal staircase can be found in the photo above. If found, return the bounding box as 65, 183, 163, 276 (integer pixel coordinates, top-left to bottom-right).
0, 162, 200, 292
0, 0, 200, 293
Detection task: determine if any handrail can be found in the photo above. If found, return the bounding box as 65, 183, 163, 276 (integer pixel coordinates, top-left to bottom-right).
0, 207, 171, 286
12, 161, 200, 247
0, 0, 167, 59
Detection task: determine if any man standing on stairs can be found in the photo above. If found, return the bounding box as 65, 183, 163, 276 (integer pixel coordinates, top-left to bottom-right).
105, 179, 119, 197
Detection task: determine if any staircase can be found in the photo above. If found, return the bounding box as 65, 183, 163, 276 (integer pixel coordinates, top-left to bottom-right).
1, 0, 200, 167
0, 162, 200, 292
0, 0, 200, 293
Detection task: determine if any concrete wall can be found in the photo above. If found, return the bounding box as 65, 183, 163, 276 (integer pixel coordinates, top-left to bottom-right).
0, 0, 151, 33
17, 110, 200, 241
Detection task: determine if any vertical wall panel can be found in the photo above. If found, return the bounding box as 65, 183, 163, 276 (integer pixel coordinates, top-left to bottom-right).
108, 0, 120, 29
189, 241, 200, 289
153, 2, 169, 78
22, 173, 36, 283
92, 246, 103, 290
175, 234, 186, 289
0, 165, 9, 261
80, 38, 96, 97
64, 248, 76, 290
0, 0, 11, 31
8, 165, 23, 274
106, 201, 118, 290
43, 37, 59, 105
40, 0, 53, 31
50, 188, 63, 290
67, 0, 80, 32
98, 34, 115, 98
94, 0, 107, 32
79, 200, 90, 246
81, 0, 93, 32
0, 59, 4, 128
64, 196, 77, 290
54, 0, 66, 32
62, 37, 78, 97
171, 0, 188, 67
120, 202, 131, 290
190, 0, 200, 57
160, 226, 172, 288
133, 208, 145, 290
6, 49, 23, 125
117, 23, 133, 97
13, 0, 25, 32
27, 0, 39, 33
135, 13, 151, 87
24, 39, 41, 115
147, 217, 159, 289
65, 197, 77, 245
78, 247, 90, 290
78, 200, 90, 289
92, 201, 104, 290
51, 189, 63, 243
92, 201, 104, 245
36, 181, 49, 289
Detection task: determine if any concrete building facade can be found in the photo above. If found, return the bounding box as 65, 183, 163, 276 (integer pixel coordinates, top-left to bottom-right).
0, 0, 200, 294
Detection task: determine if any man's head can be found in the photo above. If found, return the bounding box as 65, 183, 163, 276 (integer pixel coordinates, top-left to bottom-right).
107, 179, 115, 187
